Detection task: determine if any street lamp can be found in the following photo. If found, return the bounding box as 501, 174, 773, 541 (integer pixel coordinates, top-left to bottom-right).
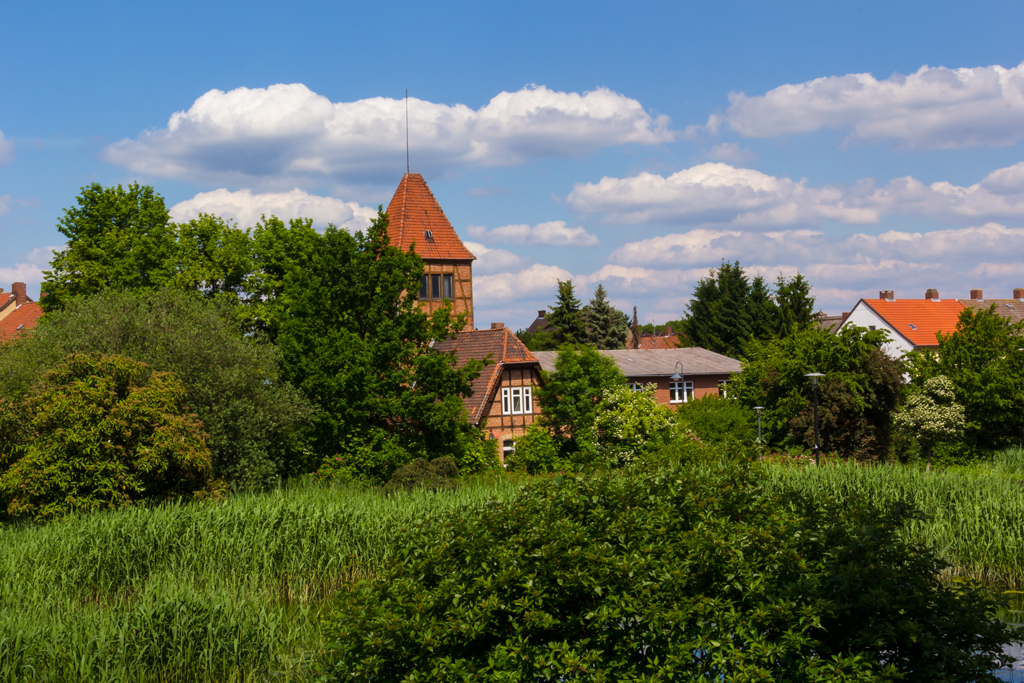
805, 373, 825, 466
670, 361, 685, 403
753, 406, 764, 459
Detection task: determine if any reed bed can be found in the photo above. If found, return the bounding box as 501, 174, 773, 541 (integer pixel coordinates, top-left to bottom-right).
760, 453, 1024, 589
0, 476, 524, 682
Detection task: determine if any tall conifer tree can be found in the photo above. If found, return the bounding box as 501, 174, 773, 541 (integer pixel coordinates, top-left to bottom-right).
583, 284, 628, 349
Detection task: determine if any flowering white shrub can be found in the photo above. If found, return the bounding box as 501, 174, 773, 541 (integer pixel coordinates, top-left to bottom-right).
894, 375, 965, 469
593, 384, 675, 465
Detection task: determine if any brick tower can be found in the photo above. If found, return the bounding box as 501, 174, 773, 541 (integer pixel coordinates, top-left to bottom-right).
385, 173, 476, 329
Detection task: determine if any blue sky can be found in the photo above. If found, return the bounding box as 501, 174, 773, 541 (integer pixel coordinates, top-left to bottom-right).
3, 0, 1024, 329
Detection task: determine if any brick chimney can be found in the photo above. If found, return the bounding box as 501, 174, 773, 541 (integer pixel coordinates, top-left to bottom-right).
970, 289, 984, 300
12, 282, 27, 305
537, 310, 545, 318
925, 288, 939, 300
1015, 288, 1024, 300
490, 322, 505, 330
879, 290, 894, 300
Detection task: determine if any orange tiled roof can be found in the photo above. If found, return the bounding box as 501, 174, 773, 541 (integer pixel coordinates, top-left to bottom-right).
433, 327, 538, 423
385, 173, 476, 261
627, 334, 681, 349
0, 302, 44, 341
861, 299, 965, 347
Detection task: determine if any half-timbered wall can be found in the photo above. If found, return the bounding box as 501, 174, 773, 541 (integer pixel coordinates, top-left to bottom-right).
419, 260, 474, 330
481, 365, 542, 459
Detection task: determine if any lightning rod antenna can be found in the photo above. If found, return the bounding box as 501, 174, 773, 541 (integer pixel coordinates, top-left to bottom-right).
405, 89, 410, 174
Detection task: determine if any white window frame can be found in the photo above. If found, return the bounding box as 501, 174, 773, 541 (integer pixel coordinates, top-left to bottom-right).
718, 380, 729, 398
670, 380, 694, 404
627, 382, 644, 392
502, 386, 532, 415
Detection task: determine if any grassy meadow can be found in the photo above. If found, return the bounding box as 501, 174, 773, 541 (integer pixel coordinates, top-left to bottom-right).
0, 476, 525, 683
761, 448, 1024, 590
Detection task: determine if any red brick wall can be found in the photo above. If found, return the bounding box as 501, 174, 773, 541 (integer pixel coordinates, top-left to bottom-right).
626, 374, 731, 408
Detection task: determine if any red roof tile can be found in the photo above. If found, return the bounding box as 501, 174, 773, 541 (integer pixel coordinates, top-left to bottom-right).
861, 299, 965, 347
434, 328, 539, 423
0, 302, 44, 341
627, 334, 681, 349
385, 173, 476, 261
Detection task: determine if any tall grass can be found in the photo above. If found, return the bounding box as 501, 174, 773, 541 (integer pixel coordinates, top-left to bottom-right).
761, 455, 1024, 589
0, 476, 524, 682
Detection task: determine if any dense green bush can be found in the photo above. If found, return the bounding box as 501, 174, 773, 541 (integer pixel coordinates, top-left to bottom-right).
385, 457, 459, 494
320, 462, 1019, 681
0, 353, 212, 520
676, 394, 756, 444
0, 288, 312, 488
505, 424, 563, 474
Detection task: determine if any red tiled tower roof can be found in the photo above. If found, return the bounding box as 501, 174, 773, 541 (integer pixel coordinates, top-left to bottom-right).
385, 173, 476, 261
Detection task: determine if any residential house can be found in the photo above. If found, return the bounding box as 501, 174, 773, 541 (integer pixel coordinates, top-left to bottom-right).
433, 323, 543, 460
524, 310, 551, 335
385, 173, 477, 329
0, 282, 44, 341
533, 347, 741, 408
839, 287, 1024, 358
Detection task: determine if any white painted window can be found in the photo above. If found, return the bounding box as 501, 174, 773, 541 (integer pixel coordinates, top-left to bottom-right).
503, 387, 531, 415
627, 382, 644, 392
670, 380, 693, 403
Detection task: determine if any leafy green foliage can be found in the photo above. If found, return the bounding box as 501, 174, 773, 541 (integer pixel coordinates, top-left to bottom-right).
906, 306, 1024, 452
171, 213, 252, 303
0, 288, 312, 488
278, 209, 486, 482
677, 394, 757, 444
593, 384, 674, 465
505, 424, 564, 474
384, 457, 459, 495
535, 344, 626, 460
545, 279, 585, 345
0, 353, 212, 520
320, 462, 1020, 681
894, 376, 966, 470
43, 183, 177, 312
680, 261, 817, 356
582, 284, 628, 349
730, 326, 904, 460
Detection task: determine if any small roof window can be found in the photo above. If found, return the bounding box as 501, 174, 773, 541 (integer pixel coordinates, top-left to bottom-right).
16, 324, 24, 330
424, 230, 434, 241
908, 323, 918, 330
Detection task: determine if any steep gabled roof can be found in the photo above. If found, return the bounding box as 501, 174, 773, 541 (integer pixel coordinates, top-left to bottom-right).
0, 302, 44, 341
860, 298, 965, 347
434, 327, 539, 424
385, 173, 476, 261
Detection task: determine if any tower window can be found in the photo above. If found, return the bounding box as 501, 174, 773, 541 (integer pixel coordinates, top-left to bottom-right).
419, 275, 428, 299
431, 274, 441, 299
443, 274, 453, 299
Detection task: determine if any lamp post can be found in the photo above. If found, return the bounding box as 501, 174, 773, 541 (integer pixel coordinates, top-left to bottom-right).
670, 362, 685, 404
805, 373, 825, 466
753, 406, 764, 459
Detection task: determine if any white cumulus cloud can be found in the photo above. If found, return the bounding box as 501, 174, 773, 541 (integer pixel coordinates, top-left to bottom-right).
169, 188, 377, 231
102, 84, 675, 186
474, 263, 574, 302
570, 161, 1024, 227
462, 242, 528, 275
0, 130, 13, 167
722, 62, 1024, 149
567, 163, 877, 226
467, 220, 599, 246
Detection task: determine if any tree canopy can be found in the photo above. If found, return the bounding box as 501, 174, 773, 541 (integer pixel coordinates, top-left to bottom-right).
277, 209, 488, 482
679, 261, 817, 357
0, 353, 212, 520
582, 284, 629, 349
730, 326, 903, 460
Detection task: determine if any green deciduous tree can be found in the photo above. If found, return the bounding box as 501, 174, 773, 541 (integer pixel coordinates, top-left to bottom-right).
0, 289, 312, 488
43, 183, 177, 311
730, 326, 904, 460
582, 284, 629, 349
319, 462, 1019, 681
0, 353, 212, 520
906, 306, 1024, 453
593, 384, 674, 465
536, 344, 625, 460
278, 210, 487, 482
894, 376, 966, 472
172, 213, 252, 303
